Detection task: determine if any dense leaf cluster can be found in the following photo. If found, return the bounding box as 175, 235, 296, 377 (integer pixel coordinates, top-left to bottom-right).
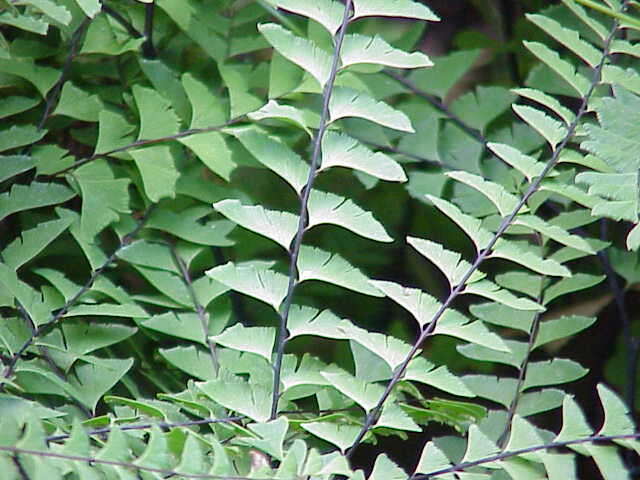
1, 0, 640, 478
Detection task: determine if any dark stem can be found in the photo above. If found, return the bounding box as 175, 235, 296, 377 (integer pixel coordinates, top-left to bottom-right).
498, 259, 546, 447
0, 445, 273, 480
345, 10, 620, 458
269, 0, 353, 420
141, 1, 157, 59
46, 416, 243, 443
0, 205, 156, 387
101, 3, 143, 38
169, 243, 219, 375
412, 432, 640, 479
382, 69, 487, 146
42, 117, 242, 178
36, 19, 90, 132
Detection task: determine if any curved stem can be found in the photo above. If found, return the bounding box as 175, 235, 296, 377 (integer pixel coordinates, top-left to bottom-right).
269, 0, 353, 420
345, 8, 621, 457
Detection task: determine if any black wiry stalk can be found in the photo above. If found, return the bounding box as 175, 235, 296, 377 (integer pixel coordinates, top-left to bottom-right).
345, 10, 621, 457
499, 257, 546, 447
36, 19, 90, 131
46, 416, 243, 443
44, 118, 242, 178
0, 445, 279, 480
0, 205, 155, 387
383, 69, 487, 146
412, 432, 640, 479
269, 0, 353, 420
101, 4, 143, 38
141, 1, 157, 59
169, 244, 219, 375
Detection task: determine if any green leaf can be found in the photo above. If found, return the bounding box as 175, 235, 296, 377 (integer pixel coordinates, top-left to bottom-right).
132, 85, 180, 140
582, 87, 640, 173
67, 357, 134, 411
527, 13, 601, 67
407, 236, 485, 286
368, 454, 406, 480
211, 324, 276, 362
95, 109, 136, 156
198, 376, 271, 422
514, 214, 596, 254
142, 312, 209, 345
206, 262, 289, 311
0, 96, 39, 120
160, 345, 216, 380
329, 87, 415, 132
247, 417, 289, 461
322, 367, 384, 411
248, 100, 312, 136
320, 131, 406, 181
351, 0, 439, 21
492, 239, 571, 277
405, 357, 475, 397
446, 171, 521, 217
543, 273, 605, 304
340, 34, 432, 70
513, 104, 567, 150
488, 142, 546, 181
298, 246, 384, 297
2, 216, 72, 270
300, 422, 361, 453
216, 199, 298, 249
59, 322, 137, 356
180, 131, 236, 181
576, 171, 638, 222
218, 62, 264, 118
74, 0, 100, 17
287, 306, 344, 339
434, 311, 509, 352
147, 207, 234, 246
271, 0, 344, 35
308, 190, 391, 242
464, 279, 544, 311
461, 424, 500, 463
73, 159, 130, 240
53, 83, 103, 122
0, 155, 35, 183
338, 320, 412, 370
415, 441, 451, 475
0, 182, 75, 222
65, 303, 148, 318
427, 195, 493, 251
23, 0, 71, 25
524, 41, 590, 96
368, 280, 441, 328
534, 315, 596, 349
523, 359, 588, 389
232, 126, 308, 193
258, 23, 332, 88
182, 73, 227, 128
514, 87, 576, 125
0, 125, 47, 153
457, 339, 526, 368
407, 49, 482, 99
450, 86, 517, 132
130, 145, 179, 202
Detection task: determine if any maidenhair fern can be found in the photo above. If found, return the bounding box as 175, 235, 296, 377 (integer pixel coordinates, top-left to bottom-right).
1, 0, 640, 479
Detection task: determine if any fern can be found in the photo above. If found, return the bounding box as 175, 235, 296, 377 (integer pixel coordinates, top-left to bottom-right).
1, 0, 640, 478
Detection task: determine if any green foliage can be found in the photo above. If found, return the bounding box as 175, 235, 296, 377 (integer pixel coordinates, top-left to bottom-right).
1, 0, 640, 479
